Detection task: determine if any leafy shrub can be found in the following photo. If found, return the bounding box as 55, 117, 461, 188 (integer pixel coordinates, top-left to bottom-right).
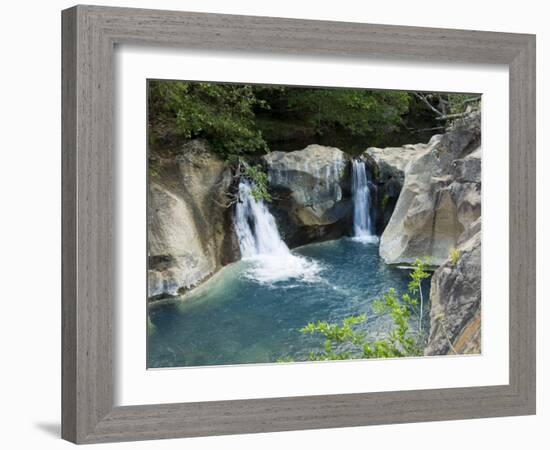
244, 165, 272, 203
148, 80, 268, 156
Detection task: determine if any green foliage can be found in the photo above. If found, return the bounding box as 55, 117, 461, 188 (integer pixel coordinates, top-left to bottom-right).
149, 80, 413, 158
244, 165, 272, 203
446, 94, 480, 115
260, 87, 409, 137
369, 288, 419, 357
254, 87, 410, 149
407, 257, 430, 298
300, 314, 366, 361
407, 257, 430, 333
449, 247, 461, 266
295, 258, 430, 361
412, 92, 480, 123
148, 80, 268, 156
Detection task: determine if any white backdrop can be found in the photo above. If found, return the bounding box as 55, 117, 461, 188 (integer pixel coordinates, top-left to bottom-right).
0, 0, 546, 449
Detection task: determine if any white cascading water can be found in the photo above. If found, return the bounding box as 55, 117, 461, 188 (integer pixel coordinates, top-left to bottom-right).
234, 181, 290, 258
234, 180, 322, 284
352, 160, 379, 243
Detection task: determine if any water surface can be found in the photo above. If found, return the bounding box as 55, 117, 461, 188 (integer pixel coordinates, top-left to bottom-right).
148, 239, 429, 368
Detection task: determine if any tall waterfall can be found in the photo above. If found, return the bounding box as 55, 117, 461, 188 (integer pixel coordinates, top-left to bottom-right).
234, 180, 321, 283
352, 160, 378, 243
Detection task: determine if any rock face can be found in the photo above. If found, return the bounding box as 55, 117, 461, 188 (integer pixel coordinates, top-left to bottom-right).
263, 144, 352, 246
366, 113, 482, 355
148, 140, 239, 298
425, 218, 481, 355
379, 113, 481, 266
363, 143, 426, 233
364, 144, 422, 185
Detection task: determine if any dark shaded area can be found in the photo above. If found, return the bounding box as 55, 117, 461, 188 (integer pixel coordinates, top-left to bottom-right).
254, 94, 440, 154
369, 172, 403, 234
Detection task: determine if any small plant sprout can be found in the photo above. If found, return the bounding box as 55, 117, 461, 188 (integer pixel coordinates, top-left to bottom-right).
408, 257, 430, 332
449, 247, 461, 266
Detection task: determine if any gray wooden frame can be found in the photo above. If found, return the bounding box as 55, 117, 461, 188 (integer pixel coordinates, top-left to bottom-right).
62, 4, 536, 444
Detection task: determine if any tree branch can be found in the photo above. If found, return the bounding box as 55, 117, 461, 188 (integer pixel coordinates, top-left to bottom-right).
460, 96, 482, 105
412, 126, 447, 133
414, 92, 444, 117
212, 196, 238, 209
434, 112, 473, 121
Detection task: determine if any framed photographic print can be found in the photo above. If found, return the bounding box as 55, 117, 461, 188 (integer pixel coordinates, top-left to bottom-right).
62, 5, 536, 444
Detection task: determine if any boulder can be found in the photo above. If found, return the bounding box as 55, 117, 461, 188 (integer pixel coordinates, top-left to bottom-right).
364, 144, 426, 185
363, 142, 429, 232
263, 144, 352, 246
425, 218, 481, 355
147, 140, 239, 298
379, 113, 481, 266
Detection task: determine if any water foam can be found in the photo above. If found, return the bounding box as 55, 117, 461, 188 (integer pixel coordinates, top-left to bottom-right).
234, 180, 323, 284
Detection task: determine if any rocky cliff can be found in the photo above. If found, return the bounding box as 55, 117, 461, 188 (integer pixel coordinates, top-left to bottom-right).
425, 217, 481, 355
148, 140, 239, 299
364, 114, 482, 355
263, 145, 352, 247
378, 113, 481, 266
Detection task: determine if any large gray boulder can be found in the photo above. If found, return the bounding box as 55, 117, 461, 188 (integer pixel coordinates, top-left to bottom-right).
379, 113, 481, 266
263, 144, 352, 246
363, 143, 428, 232
425, 218, 481, 355
364, 144, 425, 185
147, 140, 239, 298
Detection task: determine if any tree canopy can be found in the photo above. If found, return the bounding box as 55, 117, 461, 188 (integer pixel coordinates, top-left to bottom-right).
148, 80, 479, 159
148, 81, 268, 156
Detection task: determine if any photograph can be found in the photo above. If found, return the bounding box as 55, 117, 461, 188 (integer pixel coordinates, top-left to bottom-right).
146, 81, 482, 368
1, 1, 542, 446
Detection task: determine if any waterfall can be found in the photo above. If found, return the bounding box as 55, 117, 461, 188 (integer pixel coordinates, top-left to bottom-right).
234, 180, 322, 284
352, 160, 379, 243
234, 181, 291, 258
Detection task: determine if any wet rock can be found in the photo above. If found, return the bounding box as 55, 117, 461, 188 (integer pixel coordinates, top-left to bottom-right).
263, 144, 352, 246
